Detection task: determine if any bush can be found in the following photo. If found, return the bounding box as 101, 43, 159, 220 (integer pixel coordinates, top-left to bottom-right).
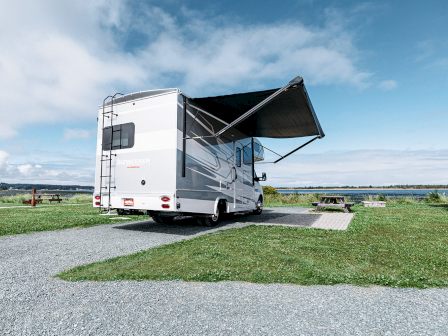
262, 186, 278, 195
425, 189, 442, 203
264, 193, 323, 205
377, 193, 387, 201
0, 193, 31, 204
69, 194, 93, 204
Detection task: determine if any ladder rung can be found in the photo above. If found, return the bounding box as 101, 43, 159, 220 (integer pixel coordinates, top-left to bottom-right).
100, 175, 111, 177
101, 187, 108, 189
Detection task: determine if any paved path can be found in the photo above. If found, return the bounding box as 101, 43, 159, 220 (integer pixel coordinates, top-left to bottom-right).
1, 207, 447, 335
254, 209, 354, 230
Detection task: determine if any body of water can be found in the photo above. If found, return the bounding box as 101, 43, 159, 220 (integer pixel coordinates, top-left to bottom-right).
277, 189, 445, 202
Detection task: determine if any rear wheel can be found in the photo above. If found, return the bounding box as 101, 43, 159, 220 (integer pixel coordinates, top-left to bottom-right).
197, 209, 220, 227
152, 214, 175, 224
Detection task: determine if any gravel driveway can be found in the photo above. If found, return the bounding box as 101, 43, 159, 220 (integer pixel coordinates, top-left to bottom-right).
1, 207, 447, 335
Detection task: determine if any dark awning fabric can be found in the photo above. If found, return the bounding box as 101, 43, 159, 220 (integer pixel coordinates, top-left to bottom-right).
192, 81, 324, 139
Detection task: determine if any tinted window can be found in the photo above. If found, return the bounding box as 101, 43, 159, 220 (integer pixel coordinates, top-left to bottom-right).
236, 148, 241, 167
243, 143, 252, 165
102, 123, 135, 150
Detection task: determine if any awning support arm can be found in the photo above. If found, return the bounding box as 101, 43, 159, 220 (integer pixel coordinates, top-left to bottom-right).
274, 136, 320, 164
214, 76, 304, 137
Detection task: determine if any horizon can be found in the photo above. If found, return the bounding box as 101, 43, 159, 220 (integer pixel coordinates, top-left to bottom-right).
2, 182, 448, 190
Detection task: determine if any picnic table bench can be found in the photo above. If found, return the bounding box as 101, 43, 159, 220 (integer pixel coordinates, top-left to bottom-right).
312, 196, 354, 213
22, 189, 62, 206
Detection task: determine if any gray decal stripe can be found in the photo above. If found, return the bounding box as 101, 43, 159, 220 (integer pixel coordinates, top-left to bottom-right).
177, 191, 229, 201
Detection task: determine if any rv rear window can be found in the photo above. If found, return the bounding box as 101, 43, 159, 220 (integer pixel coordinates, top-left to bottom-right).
102, 123, 135, 150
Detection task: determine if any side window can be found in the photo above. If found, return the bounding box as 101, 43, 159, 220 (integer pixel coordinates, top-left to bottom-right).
243, 143, 252, 165
102, 123, 135, 150
236, 148, 241, 167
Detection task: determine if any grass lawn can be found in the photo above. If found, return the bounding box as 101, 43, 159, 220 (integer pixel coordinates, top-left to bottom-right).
0, 204, 146, 236
56, 204, 448, 288
0, 201, 89, 207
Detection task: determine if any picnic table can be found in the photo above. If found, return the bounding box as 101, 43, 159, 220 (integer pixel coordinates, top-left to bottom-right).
22, 189, 62, 206
312, 196, 354, 213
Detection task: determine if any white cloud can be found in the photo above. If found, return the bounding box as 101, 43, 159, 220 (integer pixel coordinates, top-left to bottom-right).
0, 150, 95, 184
378, 80, 398, 90
0, 150, 9, 167
17, 164, 33, 176
0, 1, 372, 140
258, 149, 448, 187
63, 128, 93, 141
3, 146, 448, 187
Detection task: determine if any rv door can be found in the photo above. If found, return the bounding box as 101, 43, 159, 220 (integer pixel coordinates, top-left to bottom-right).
242, 141, 254, 208
233, 143, 244, 208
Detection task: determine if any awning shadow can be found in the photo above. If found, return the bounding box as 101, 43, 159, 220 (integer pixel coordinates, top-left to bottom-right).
113, 209, 319, 235
113, 217, 220, 236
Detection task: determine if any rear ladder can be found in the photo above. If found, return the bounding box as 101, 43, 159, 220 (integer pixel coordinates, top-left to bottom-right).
98, 93, 123, 213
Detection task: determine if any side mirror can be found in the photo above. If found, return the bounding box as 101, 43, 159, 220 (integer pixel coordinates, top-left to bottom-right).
254, 172, 267, 182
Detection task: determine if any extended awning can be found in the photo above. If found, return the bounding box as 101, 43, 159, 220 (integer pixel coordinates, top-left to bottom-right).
192, 76, 324, 139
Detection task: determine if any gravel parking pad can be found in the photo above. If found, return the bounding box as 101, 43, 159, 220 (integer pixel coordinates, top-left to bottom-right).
1, 207, 447, 335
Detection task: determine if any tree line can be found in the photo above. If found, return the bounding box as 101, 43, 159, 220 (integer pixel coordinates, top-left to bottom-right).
0, 183, 94, 190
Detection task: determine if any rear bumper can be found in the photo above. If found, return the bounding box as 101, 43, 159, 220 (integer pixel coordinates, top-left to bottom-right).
93, 193, 176, 211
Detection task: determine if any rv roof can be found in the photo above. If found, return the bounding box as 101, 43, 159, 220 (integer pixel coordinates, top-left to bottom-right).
100, 88, 178, 108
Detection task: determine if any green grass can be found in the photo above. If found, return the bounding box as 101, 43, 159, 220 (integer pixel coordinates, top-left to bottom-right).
56, 204, 448, 288
0, 204, 145, 236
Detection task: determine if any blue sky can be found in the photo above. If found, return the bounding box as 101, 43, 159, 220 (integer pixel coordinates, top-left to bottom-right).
0, 0, 447, 187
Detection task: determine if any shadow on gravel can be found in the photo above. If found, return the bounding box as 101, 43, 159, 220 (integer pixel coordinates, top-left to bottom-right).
113, 217, 219, 236
113, 208, 317, 234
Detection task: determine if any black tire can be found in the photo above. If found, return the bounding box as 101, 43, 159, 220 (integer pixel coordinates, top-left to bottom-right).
252, 207, 263, 215
152, 214, 175, 224
252, 197, 263, 215
198, 209, 220, 227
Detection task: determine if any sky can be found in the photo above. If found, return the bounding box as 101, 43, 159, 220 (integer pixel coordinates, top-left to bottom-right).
0, 0, 447, 187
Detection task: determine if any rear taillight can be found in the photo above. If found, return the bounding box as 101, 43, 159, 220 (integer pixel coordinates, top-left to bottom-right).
95, 202, 100, 205
162, 204, 170, 209
161, 197, 170, 202
95, 196, 101, 200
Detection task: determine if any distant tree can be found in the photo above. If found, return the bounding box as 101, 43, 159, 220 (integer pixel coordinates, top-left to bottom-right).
262, 186, 278, 195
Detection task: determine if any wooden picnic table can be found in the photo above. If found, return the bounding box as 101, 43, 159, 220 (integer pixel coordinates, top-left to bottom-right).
22, 189, 62, 206
312, 196, 354, 213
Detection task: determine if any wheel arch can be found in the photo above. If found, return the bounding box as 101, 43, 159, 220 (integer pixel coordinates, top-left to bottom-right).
214, 197, 229, 215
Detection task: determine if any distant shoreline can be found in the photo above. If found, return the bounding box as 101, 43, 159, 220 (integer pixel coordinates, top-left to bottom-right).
276, 188, 448, 191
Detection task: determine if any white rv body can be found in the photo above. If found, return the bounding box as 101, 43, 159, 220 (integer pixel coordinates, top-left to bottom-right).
94, 88, 264, 219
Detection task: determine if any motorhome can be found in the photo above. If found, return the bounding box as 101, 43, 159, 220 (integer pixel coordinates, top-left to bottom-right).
94, 76, 324, 226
